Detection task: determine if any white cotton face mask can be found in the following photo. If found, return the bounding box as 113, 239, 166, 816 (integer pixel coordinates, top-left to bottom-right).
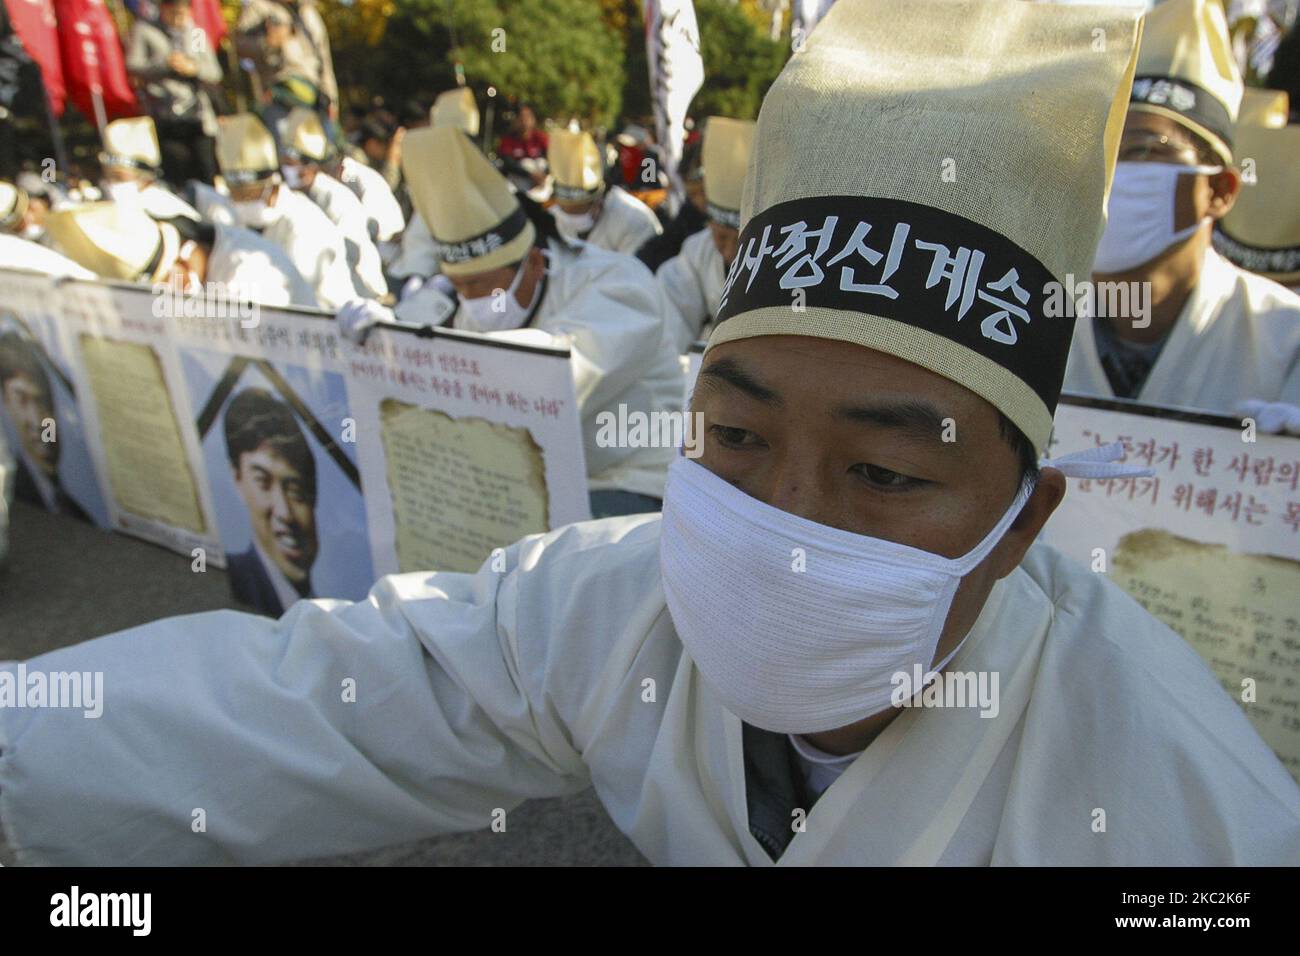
658, 456, 1031, 734
233, 196, 279, 229
281, 164, 306, 190
552, 207, 596, 240
456, 259, 542, 333
1092, 161, 1220, 273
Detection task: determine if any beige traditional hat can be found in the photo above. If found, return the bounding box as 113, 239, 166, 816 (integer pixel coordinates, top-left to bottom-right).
702, 117, 754, 228
549, 130, 604, 201
1236, 87, 1289, 129
1128, 0, 1242, 165
215, 113, 281, 186
279, 107, 332, 163
707, 0, 1141, 454
431, 88, 481, 137
1214, 112, 1300, 286
0, 180, 28, 232
401, 126, 535, 277
100, 116, 162, 172
45, 202, 178, 282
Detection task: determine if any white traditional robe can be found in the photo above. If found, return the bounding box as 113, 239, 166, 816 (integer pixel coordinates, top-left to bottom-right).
304, 172, 388, 300
191, 181, 238, 226
658, 227, 726, 354
583, 187, 662, 257
1064, 249, 1300, 412
207, 224, 319, 310
387, 210, 438, 281
0, 235, 96, 279
261, 187, 357, 311
137, 184, 200, 222
338, 156, 405, 243
0, 517, 1295, 865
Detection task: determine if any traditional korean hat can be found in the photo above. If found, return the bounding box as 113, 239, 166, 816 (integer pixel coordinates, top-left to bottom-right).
401, 126, 535, 277
279, 107, 333, 163
1128, 0, 1242, 165
431, 88, 481, 137
215, 113, 281, 186
100, 116, 162, 173
701, 117, 754, 229
1213, 93, 1300, 286
1236, 87, 1289, 129
45, 202, 179, 282
707, 0, 1141, 454
549, 130, 604, 201
0, 181, 28, 232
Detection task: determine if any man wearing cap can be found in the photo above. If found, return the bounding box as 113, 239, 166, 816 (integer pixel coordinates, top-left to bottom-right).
2, 0, 1297, 867
1064, 0, 1300, 433
278, 108, 388, 301
341, 126, 683, 517
656, 117, 753, 353
45, 201, 317, 310
214, 113, 356, 310
96, 117, 202, 222
548, 129, 662, 256
0, 182, 94, 279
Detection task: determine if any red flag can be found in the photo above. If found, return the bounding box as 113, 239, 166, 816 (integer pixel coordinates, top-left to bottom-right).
190, 0, 227, 47
53, 0, 139, 123
4, 0, 66, 115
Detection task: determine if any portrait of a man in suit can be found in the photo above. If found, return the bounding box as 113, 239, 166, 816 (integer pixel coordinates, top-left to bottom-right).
0, 331, 91, 523
223, 387, 319, 616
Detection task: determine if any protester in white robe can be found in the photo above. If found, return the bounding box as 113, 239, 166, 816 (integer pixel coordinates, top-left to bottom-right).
335, 154, 405, 244
97, 116, 201, 221
277, 108, 388, 300
548, 130, 662, 256
2, 0, 1297, 868
339, 127, 683, 511
0, 233, 95, 280
214, 113, 355, 310
657, 118, 752, 353
1063, 0, 1300, 432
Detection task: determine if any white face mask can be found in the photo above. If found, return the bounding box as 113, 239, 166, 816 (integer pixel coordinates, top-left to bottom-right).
658, 456, 1030, 734
281, 164, 306, 190
233, 192, 279, 229
102, 181, 142, 206
552, 206, 596, 240
1092, 161, 1220, 273
456, 258, 543, 333
21, 223, 44, 242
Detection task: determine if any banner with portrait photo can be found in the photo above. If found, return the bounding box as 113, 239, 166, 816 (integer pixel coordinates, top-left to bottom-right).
1044, 393, 1300, 782
0, 270, 113, 530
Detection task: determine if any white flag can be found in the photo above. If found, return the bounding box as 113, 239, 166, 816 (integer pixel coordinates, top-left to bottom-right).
644, 0, 705, 216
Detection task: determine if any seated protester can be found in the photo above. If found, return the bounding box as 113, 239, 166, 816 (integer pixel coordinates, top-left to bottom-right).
278, 108, 388, 300
1063, 0, 1300, 432
1211, 91, 1300, 296
636, 138, 708, 272
657, 117, 753, 353
0, 182, 94, 279
97, 117, 202, 221
548, 129, 662, 255
6, 0, 1300, 869
214, 113, 355, 310
338, 127, 683, 518
45, 202, 318, 309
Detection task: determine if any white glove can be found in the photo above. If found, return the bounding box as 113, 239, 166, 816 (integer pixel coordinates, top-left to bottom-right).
336, 297, 395, 344
1237, 400, 1300, 436
394, 274, 457, 327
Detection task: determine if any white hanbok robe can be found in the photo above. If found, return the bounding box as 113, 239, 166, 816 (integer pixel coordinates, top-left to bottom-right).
658, 227, 725, 354
583, 187, 662, 257
387, 211, 438, 281
137, 184, 200, 222
0, 517, 1296, 865
304, 172, 388, 300
338, 156, 405, 243
1064, 249, 1300, 412
207, 224, 319, 310
0, 234, 96, 280
262, 187, 357, 311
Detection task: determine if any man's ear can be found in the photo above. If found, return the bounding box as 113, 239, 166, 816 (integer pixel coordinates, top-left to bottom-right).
1206, 167, 1241, 220
989, 467, 1066, 579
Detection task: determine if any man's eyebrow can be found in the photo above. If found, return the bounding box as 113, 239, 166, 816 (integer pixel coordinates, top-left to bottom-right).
698, 357, 783, 406
833, 398, 952, 444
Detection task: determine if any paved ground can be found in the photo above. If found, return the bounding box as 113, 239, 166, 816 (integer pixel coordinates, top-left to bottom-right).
0, 500, 647, 866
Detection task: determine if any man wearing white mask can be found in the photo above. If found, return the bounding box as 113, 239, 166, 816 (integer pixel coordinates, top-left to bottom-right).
2, 0, 1297, 867
278, 108, 388, 300
548, 129, 662, 256
340, 127, 682, 517
1063, 0, 1300, 432
97, 117, 202, 222
44, 201, 318, 310
0, 182, 95, 278
214, 113, 356, 310
657, 117, 753, 353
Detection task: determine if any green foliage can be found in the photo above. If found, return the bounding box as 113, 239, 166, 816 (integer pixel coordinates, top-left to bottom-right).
691, 0, 788, 120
